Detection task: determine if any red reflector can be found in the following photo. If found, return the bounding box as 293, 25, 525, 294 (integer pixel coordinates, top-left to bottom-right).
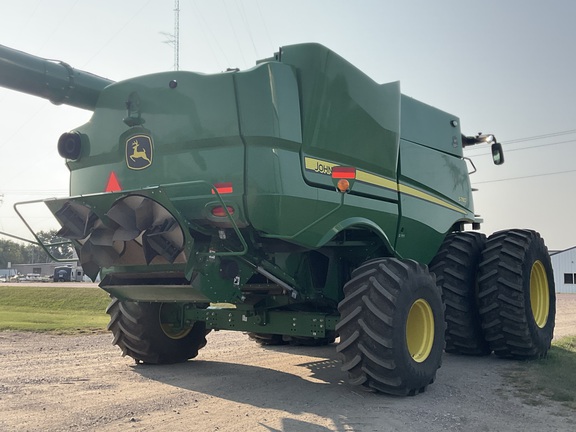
331, 166, 356, 179
105, 171, 122, 192
211, 206, 235, 217
212, 182, 233, 195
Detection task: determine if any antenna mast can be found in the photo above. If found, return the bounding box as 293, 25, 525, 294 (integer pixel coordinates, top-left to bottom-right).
161, 0, 180, 71
174, 0, 180, 71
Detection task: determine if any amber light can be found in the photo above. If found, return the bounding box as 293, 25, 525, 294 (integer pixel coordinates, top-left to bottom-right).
337, 179, 350, 192
211, 206, 235, 217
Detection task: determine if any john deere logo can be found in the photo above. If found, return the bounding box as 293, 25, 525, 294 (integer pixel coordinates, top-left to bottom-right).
126, 135, 153, 170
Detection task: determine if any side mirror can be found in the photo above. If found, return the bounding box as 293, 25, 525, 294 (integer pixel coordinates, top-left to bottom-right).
491, 142, 504, 165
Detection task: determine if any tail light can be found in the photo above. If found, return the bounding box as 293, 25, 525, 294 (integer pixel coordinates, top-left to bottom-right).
211, 206, 235, 217
332, 166, 356, 193
212, 182, 233, 195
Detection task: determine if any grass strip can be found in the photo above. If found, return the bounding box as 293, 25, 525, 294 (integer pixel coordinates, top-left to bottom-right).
0, 285, 110, 333
505, 336, 576, 410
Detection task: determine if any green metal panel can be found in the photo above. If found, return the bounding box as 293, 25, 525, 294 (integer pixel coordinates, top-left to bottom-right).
69, 71, 244, 197
187, 307, 339, 337
279, 43, 401, 186
395, 138, 477, 262
235, 62, 302, 143
103, 284, 210, 303
400, 95, 463, 157
247, 154, 398, 250
399, 140, 474, 213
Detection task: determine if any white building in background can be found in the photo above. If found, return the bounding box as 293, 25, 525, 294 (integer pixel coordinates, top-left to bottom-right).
550, 247, 576, 294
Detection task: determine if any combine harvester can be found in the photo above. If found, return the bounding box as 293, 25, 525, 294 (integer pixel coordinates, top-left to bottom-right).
0, 43, 555, 395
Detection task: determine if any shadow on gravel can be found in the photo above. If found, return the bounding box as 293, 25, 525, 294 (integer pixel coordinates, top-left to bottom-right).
129, 341, 576, 431
129, 342, 517, 431
132, 344, 359, 431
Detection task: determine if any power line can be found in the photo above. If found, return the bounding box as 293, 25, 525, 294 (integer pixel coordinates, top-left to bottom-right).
465, 129, 576, 156
473, 168, 576, 185
223, 0, 247, 67
82, 0, 154, 69
255, 0, 275, 53
1, 190, 67, 196
190, 0, 230, 70
504, 129, 576, 144
474, 138, 576, 156
234, 0, 258, 59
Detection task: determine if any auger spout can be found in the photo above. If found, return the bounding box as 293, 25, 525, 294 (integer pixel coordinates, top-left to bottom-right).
0, 44, 113, 110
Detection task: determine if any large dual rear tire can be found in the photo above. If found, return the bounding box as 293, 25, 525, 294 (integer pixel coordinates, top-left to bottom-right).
106, 298, 209, 364
430, 232, 491, 356
478, 229, 555, 358
336, 258, 445, 396
431, 229, 555, 360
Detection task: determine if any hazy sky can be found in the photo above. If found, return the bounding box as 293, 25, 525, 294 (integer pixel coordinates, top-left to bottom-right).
1, 0, 575, 250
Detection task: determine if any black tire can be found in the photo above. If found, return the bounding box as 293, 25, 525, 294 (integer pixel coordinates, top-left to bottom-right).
247, 333, 287, 346
247, 332, 336, 346
288, 333, 336, 346
429, 232, 491, 356
106, 297, 209, 364
478, 229, 555, 359
336, 258, 445, 396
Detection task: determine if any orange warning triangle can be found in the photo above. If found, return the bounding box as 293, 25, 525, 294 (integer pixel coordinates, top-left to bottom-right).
105, 171, 122, 192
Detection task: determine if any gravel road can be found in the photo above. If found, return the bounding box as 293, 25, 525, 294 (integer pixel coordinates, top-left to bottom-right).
0, 294, 575, 432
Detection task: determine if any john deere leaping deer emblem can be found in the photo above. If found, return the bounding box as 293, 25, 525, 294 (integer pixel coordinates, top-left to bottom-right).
125, 135, 153, 170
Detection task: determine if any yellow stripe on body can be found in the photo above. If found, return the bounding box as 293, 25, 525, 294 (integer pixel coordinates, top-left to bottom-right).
304, 157, 338, 172
398, 184, 467, 214
355, 170, 398, 191
303, 156, 467, 214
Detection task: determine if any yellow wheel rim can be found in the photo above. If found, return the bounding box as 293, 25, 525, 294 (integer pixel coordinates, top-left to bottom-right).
406, 299, 435, 363
160, 323, 192, 340
159, 304, 192, 340
530, 260, 550, 328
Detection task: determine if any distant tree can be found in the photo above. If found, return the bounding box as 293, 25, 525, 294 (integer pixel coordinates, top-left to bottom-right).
0, 239, 25, 267
0, 230, 75, 265
35, 230, 76, 262
42, 230, 74, 260
22, 243, 49, 264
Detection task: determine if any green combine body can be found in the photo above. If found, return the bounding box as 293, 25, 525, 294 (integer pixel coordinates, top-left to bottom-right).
0, 43, 556, 396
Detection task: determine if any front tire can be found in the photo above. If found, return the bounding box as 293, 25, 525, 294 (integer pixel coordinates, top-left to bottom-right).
106, 297, 209, 364
336, 258, 445, 396
477, 229, 555, 359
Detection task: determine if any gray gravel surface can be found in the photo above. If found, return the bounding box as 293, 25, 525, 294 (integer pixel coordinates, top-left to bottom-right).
0, 294, 575, 432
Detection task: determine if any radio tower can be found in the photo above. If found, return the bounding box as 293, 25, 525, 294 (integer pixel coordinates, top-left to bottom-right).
162, 0, 180, 71
174, 0, 180, 71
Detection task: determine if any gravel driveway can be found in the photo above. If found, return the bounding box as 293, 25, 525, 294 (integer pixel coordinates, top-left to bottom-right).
0, 294, 575, 432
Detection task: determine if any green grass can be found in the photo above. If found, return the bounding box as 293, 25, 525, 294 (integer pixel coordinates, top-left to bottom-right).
505, 336, 576, 410
0, 285, 110, 333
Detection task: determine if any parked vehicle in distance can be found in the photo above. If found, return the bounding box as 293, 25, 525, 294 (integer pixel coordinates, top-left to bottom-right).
53, 266, 84, 282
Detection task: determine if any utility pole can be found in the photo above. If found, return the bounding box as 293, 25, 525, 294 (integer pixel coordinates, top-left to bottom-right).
174, 0, 180, 71
161, 0, 181, 71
